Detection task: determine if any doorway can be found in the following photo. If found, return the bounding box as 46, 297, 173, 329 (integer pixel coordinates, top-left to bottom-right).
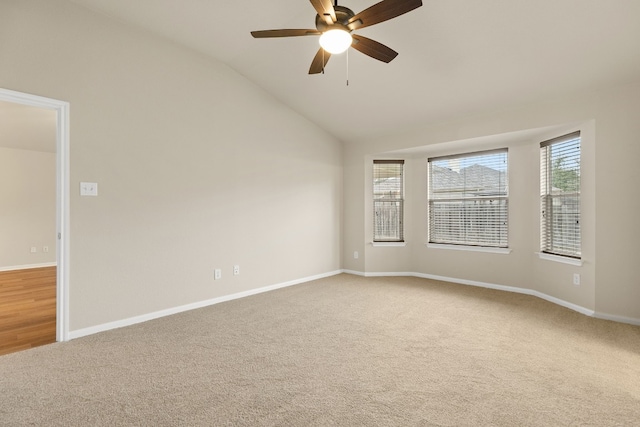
0, 88, 69, 346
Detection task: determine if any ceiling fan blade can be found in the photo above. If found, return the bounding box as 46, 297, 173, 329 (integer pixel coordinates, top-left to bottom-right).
348, 0, 422, 30
309, 48, 331, 74
309, 0, 337, 25
351, 34, 398, 63
251, 29, 321, 38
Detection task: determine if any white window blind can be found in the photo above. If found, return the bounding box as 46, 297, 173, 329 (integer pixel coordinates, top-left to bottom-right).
373, 160, 404, 242
428, 149, 508, 248
540, 132, 581, 258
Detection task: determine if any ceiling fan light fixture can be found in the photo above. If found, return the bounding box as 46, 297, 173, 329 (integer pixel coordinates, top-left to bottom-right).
319, 29, 352, 54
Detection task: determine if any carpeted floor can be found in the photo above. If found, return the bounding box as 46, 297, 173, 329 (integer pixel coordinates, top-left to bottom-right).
1, 274, 639, 426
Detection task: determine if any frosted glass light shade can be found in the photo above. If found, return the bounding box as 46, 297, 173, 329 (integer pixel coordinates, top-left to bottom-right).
319, 29, 352, 54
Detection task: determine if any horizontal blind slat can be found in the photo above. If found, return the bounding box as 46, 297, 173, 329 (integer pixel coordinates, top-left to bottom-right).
540, 133, 581, 258
428, 150, 508, 248
374, 161, 404, 242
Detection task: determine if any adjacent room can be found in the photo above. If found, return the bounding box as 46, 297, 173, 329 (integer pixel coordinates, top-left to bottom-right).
1, 0, 639, 425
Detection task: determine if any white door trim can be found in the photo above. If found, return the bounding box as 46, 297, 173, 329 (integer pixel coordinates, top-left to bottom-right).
0, 88, 70, 342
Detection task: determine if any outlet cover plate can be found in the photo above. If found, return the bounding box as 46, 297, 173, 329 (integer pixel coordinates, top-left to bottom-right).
80, 182, 98, 196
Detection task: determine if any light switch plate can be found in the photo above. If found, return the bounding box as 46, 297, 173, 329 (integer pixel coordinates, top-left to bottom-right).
80, 182, 98, 196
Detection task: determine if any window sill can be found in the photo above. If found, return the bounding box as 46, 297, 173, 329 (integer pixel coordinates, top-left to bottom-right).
372, 242, 406, 247
426, 243, 511, 254
537, 252, 583, 266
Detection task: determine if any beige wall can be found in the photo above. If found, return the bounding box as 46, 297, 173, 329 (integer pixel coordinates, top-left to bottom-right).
0, 0, 342, 331
2, 0, 637, 332
0, 147, 56, 268
344, 80, 640, 322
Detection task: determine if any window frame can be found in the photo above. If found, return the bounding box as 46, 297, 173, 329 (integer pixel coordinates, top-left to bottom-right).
427, 148, 509, 249
540, 131, 581, 259
373, 160, 405, 243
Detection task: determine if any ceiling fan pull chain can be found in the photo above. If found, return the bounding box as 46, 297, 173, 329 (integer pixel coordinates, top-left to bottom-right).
346, 48, 349, 86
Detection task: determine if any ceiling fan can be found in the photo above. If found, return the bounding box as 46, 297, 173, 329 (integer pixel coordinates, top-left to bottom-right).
251, 0, 423, 74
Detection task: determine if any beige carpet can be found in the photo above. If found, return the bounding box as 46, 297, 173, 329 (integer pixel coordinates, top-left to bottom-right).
1, 274, 639, 426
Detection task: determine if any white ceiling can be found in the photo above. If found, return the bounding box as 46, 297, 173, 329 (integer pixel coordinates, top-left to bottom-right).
40, 1, 640, 144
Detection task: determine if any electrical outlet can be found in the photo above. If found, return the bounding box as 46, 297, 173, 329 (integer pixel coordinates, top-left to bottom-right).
354, 251, 359, 259
80, 182, 98, 196
30, 247, 37, 253
214, 269, 222, 280
233, 265, 240, 275
573, 273, 580, 286
43, 246, 49, 253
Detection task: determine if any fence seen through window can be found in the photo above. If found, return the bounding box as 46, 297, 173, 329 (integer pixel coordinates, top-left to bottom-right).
540, 132, 581, 258
373, 160, 404, 242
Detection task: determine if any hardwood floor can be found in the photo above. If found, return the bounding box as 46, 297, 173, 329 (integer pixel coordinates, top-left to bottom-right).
0, 266, 56, 356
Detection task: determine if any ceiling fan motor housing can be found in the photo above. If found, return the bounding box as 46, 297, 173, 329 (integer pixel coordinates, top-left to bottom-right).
315, 5, 355, 32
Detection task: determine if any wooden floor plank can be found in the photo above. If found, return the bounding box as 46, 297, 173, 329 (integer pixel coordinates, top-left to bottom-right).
0, 267, 56, 356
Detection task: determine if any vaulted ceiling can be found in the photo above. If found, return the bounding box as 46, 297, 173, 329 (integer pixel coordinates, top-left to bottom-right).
13, 1, 640, 145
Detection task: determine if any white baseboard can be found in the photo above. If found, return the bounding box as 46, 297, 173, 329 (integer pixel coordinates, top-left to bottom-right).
413, 271, 596, 317
340, 269, 366, 276
65, 268, 640, 340
0, 262, 57, 272
342, 270, 640, 326
594, 312, 640, 326
528, 290, 595, 317
68, 270, 343, 340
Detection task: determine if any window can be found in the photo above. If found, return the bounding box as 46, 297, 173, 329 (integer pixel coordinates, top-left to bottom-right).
540, 132, 581, 258
428, 149, 508, 248
373, 160, 404, 242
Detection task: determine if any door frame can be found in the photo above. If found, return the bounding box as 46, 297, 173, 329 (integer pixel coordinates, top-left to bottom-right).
0, 88, 70, 342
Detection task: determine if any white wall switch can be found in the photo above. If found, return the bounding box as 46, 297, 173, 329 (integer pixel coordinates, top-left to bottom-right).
43, 246, 49, 253
214, 269, 222, 280
354, 251, 359, 259
80, 182, 98, 196
30, 247, 37, 253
